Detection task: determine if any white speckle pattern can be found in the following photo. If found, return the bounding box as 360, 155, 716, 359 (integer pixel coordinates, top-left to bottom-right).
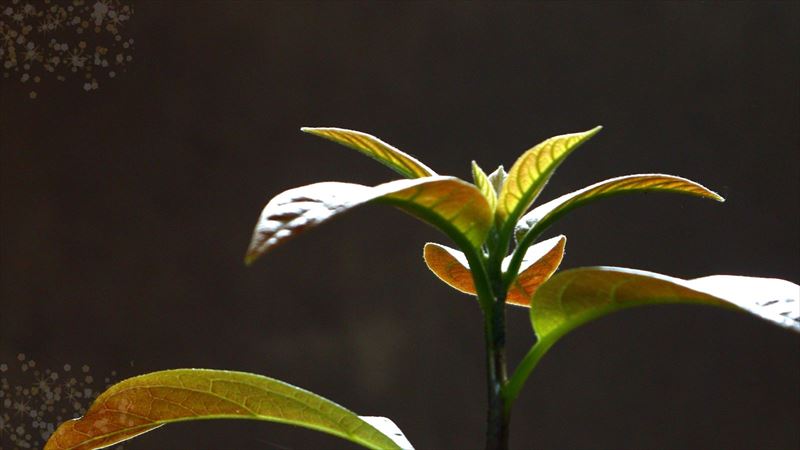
0, 0, 134, 98
0, 353, 123, 449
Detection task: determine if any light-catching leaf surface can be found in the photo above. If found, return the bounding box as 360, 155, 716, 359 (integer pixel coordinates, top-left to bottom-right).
505, 267, 800, 402
531, 267, 800, 343
515, 174, 724, 242
507, 235, 567, 306
496, 126, 602, 225
245, 176, 492, 264
471, 161, 497, 215
423, 235, 567, 306
487, 165, 507, 196
44, 369, 402, 450
301, 127, 436, 179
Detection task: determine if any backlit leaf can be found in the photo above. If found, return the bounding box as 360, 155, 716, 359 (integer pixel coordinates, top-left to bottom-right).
531, 267, 800, 343
44, 369, 403, 450
515, 174, 724, 242
496, 126, 601, 225
423, 235, 567, 305
471, 161, 497, 214
245, 176, 492, 265
422, 242, 474, 295
505, 267, 799, 402
302, 127, 436, 179
507, 235, 567, 306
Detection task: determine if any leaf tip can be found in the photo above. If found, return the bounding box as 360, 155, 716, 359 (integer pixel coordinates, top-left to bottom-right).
587, 125, 603, 136
244, 250, 260, 266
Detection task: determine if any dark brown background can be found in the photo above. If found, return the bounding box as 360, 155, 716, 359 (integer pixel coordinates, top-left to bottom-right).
1, 2, 798, 449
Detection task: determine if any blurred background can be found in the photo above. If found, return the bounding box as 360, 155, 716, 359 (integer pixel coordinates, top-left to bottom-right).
1, 2, 798, 449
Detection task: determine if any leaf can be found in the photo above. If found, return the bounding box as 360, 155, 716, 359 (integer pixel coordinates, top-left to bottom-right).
531, 267, 800, 343
301, 127, 436, 179
245, 176, 492, 265
505, 267, 800, 403
487, 165, 507, 196
496, 126, 602, 225
507, 235, 567, 306
515, 174, 725, 242
423, 235, 567, 306
360, 417, 415, 450
471, 161, 497, 214
422, 242, 473, 295
44, 369, 403, 450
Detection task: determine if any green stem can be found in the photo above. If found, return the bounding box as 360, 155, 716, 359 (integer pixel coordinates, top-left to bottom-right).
482, 229, 511, 450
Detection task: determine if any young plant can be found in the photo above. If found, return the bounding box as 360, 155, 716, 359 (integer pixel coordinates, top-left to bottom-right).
45, 127, 799, 450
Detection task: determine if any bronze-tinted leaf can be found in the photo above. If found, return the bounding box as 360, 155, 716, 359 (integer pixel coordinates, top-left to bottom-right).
422, 242, 475, 295
423, 235, 566, 305
515, 174, 724, 242
471, 161, 497, 215
302, 127, 436, 179
45, 369, 403, 450
245, 176, 492, 265
506, 235, 567, 306
496, 127, 602, 225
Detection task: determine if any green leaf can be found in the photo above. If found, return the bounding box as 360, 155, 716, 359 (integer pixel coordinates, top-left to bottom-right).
505, 267, 800, 402
515, 174, 725, 242
301, 127, 436, 179
496, 126, 602, 226
471, 161, 497, 214
531, 267, 799, 341
245, 176, 492, 265
44, 369, 404, 450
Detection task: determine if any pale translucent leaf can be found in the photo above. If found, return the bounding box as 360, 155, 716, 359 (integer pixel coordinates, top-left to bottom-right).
497, 126, 602, 225
515, 174, 724, 242
471, 161, 497, 214
487, 165, 507, 196
302, 127, 436, 179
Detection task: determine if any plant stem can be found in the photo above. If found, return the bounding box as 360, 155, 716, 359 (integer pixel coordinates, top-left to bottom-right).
484, 299, 510, 450
483, 245, 510, 450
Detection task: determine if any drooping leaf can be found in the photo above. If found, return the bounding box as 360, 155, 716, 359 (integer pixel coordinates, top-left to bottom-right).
245, 176, 492, 265
44, 369, 403, 450
471, 161, 497, 214
515, 174, 724, 242
505, 267, 800, 402
301, 127, 436, 179
487, 165, 507, 196
423, 235, 567, 305
532, 267, 800, 343
496, 126, 602, 226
